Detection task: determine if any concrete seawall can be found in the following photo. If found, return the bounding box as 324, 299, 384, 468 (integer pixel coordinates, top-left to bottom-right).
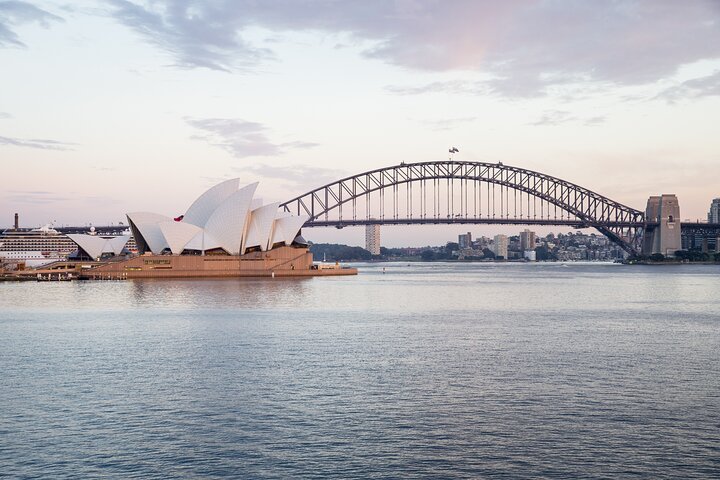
9, 246, 358, 280
84, 246, 356, 279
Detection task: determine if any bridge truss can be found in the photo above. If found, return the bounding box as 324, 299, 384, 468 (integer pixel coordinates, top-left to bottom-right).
281, 161, 647, 255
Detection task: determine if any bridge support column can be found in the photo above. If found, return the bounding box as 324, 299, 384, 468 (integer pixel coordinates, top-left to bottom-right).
642, 194, 681, 257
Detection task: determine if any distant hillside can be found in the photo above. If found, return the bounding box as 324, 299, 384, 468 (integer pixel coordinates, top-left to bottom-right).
309, 243, 371, 261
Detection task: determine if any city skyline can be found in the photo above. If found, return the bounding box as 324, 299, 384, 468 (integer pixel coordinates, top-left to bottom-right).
2, 1, 720, 247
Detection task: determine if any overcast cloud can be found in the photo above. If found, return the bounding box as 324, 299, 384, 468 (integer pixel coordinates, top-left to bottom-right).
656, 70, 720, 103
530, 110, 605, 127
4, 190, 71, 204
107, 1, 720, 95
0, 134, 75, 150
0, 0, 63, 47
186, 117, 317, 158
245, 163, 346, 189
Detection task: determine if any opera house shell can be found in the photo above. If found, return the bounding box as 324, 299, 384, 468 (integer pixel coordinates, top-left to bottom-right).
68, 232, 131, 261
79, 179, 356, 279
126, 179, 308, 256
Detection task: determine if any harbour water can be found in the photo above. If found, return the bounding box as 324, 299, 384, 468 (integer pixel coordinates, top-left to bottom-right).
1, 262, 719, 478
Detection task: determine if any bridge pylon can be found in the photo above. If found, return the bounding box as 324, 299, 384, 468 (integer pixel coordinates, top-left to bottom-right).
642, 195, 681, 257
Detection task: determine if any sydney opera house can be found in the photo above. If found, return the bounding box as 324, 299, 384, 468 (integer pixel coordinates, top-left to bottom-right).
71, 179, 355, 279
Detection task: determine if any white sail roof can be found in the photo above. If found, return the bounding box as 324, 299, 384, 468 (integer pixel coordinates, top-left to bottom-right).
184, 230, 221, 252
108, 235, 131, 255
67, 234, 107, 260
127, 212, 173, 224
269, 211, 291, 248
122, 179, 306, 257
204, 182, 258, 255
244, 203, 280, 252
271, 214, 309, 247
183, 178, 240, 228
68, 234, 131, 259
158, 221, 202, 255
127, 212, 172, 255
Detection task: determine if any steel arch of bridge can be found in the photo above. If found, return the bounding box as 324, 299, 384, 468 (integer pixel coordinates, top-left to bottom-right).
280, 161, 646, 254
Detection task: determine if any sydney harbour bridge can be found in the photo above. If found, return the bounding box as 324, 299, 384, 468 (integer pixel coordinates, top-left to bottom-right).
281, 161, 720, 256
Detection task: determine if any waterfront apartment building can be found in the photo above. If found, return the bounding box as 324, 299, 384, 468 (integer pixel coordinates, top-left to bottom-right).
520, 229, 536, 252
365, 223, 381, 255
709, 198, 720, 223
493, 234, 508, 259
458, 232, 472, 249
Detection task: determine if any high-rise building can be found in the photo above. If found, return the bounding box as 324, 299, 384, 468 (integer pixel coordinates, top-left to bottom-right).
458, 232, 472, 249
520, 229, 536, 252
493, 234, 508, 259
709, 198, 720, 223
365, 223, 381, 255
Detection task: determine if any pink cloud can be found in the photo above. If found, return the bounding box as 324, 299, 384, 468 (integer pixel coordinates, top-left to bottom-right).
109, 0, 720, 96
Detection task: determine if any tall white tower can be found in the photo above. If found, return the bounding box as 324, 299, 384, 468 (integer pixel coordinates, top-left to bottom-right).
365, 223, 381, 255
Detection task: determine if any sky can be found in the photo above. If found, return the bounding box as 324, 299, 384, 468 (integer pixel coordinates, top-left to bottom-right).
1, 0, 719, 247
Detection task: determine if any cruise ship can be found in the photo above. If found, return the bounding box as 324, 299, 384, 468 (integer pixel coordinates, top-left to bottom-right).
0, 225, 77, 267
0, 224, 136, 268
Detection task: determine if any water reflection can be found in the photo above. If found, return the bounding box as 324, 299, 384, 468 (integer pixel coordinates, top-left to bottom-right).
1, 263, 719, 318
1, 263, 719, 478
128, 277, 315, 310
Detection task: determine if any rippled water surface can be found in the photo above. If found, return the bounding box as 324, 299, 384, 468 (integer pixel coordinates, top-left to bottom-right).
1, 262, 719, 478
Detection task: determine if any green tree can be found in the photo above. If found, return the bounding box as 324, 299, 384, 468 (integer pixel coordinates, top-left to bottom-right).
309, 243, 372, 261
421, 250, 435, 261
534, 245, 556, 261
445, 242, 459, 253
